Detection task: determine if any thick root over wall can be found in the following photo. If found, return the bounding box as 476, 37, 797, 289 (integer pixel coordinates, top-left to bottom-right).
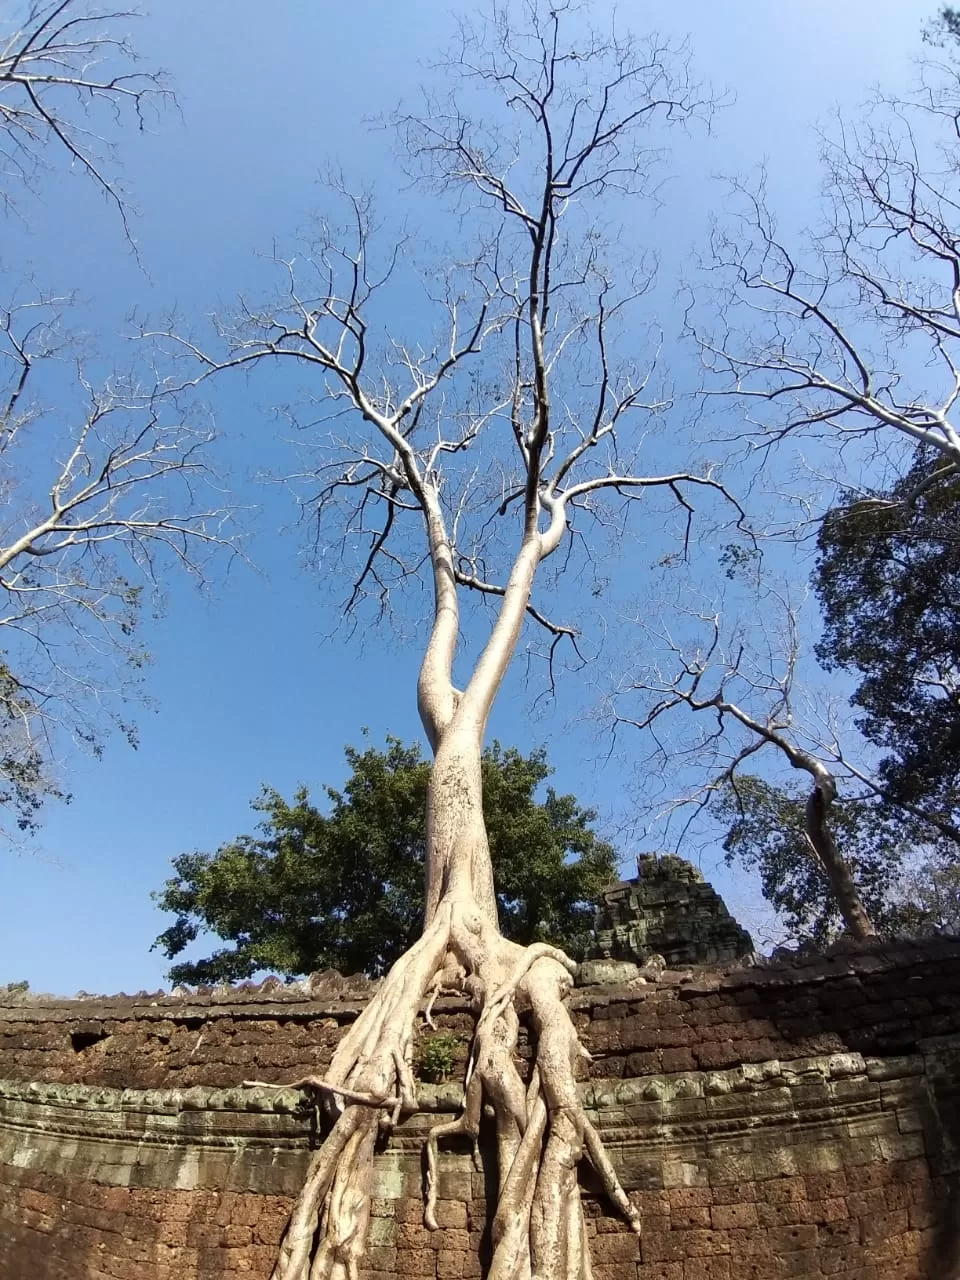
253, 897, 641, 1280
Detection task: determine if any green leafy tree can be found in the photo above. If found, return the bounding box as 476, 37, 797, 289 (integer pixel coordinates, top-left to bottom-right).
153, 738, 618, 983
0, 661, 63, 833
927, 7, 960, 43
815, 451, 960, 839
718, 776, 929, 945
895, 861, 960, 936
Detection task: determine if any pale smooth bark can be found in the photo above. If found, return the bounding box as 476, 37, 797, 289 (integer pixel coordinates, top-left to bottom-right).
159, 11, 736, 1278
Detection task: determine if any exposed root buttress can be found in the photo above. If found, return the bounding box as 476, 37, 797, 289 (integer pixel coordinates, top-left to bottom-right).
250, 897, 641, 1280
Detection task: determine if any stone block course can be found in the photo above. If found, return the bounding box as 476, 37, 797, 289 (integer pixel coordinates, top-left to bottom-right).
2, 941, 960, 1277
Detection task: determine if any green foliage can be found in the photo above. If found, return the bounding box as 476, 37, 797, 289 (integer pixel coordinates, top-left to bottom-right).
926, 7, 960, 43
153, 737, 618, 983
895, 860, 960, 936
0, 662, 65, 833
0, 980, 30, 1000
718, 543, 760, 581
814, 451, 960, 835
718, 776, 922, 945
728, 446, 960, 945
416, 1032, 459, 1083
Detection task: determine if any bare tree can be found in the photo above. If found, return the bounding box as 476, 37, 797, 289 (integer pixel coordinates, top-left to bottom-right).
621, 53, 960, 946
611, 602, 880, 939
156, 8, 747, 1278
0, 2, 231, 831
0, 0, 167, 230
690, 60, 960, 502
612, 579, 960, 944
0, 296, 231, 832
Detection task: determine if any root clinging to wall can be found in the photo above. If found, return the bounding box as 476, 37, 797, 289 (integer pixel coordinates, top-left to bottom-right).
265, 897, 641, 1280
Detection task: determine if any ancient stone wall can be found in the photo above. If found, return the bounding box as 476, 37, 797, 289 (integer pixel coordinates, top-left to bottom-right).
590, 854, 754, 970
2, 941, 960, 1279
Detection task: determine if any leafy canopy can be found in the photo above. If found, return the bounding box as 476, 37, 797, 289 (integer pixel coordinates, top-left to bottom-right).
928, 7, 960, 42
717, 776, 926, 945
815, 450, 960, 831
715, 447, 960, 947
153, 738, 618, 982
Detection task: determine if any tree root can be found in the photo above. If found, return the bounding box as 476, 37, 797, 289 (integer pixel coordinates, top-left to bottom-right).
243, 1077, 401, 1110
267, 901, 640, 1280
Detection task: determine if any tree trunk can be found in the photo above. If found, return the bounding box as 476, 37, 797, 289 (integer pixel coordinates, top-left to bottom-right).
424, 724, 497, 930
262, 531, 642, 1280
803, 775, 878, 941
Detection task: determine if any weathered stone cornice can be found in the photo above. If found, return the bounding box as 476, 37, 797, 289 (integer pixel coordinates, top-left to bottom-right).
2, 1037, 956, 1194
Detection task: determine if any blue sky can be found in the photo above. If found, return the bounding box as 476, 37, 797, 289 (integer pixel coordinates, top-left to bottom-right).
0, 0, 938, 994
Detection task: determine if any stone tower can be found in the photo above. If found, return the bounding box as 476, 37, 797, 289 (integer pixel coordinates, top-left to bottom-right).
589, 852, 754, 969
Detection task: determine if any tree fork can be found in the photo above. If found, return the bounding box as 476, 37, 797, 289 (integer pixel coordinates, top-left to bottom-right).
166, 13, 721, 1274
266, 725, 642, 1280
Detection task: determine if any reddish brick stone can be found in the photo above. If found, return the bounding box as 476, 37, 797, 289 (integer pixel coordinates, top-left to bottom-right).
637, 1265, 683, 1280
396, 1222, 436, 1250
592, 1232, 641, 1262
730, 1262, 787, 1280
766, 1224, 819, 1253
436, 1249, 464, 1279
710, 1182, 757, 1206
430, 1201, 467, 1230
642, 1229, 686, 1263
669, 1188, 712, 1209
710, 1202, 758, 1229
848, 1188, 889, 1218
693, 1041, 741, 1069
760, 1176, 806, 1205
220, 1223, 253, 1247
661, 1048, 696, 1073
802, 1196, 849, 1224
860, 1208, 909, 1244
684, 1259, 731, 1280
398, 1247, 438, 1276
253, 1214, 288, 1246
627, 1051, 661, 1075
4, 943, 960, 1279
671, 1205, 711, 1228
677, 1228, 731, 1258
365, 1246, 399, 1270
804, 1171, 848, 1200
757, 1201, 806, 1228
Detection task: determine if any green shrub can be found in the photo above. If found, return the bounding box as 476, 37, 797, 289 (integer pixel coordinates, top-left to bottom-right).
416, 1032, 459, 1083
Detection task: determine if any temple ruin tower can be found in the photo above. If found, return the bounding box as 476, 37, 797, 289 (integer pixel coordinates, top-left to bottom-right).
588, 853, 754, 971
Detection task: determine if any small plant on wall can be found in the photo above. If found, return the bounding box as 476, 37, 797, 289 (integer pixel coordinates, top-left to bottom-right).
0, 981, 30, 1001
416, 1032, 459, 1083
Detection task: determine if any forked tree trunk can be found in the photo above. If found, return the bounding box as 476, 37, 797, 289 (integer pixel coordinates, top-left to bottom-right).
258, 526, 639, 1280
425, 727, 497, 929
181, 14, 733, 1271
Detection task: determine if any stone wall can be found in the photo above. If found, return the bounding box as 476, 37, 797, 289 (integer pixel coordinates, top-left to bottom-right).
2, 941, 960, 1279
589, 853, 754, 970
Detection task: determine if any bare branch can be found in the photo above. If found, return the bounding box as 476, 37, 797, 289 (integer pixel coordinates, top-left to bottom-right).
0, 1, 172, 236
0, 296, 235, 831
692, 72, 960, 486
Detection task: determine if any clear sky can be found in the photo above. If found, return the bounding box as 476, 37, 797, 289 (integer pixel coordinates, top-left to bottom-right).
0, 0, 937, 995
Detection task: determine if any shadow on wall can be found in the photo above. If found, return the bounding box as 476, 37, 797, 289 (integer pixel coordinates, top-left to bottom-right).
926, 1049, 960, 1276
745, 942, 960, 1277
